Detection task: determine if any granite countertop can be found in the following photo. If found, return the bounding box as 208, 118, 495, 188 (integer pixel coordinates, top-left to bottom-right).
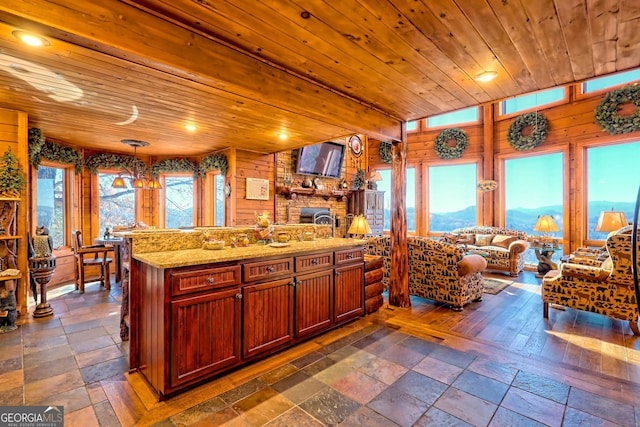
133, 238, 366, 269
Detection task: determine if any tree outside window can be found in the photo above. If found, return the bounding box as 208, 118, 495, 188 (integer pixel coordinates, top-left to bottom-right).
165, 176, 194, 228
99, 173, 135, 232
36, 166, 65, 248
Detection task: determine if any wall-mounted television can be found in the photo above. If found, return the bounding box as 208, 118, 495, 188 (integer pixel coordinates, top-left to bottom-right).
295, 141, 345, 178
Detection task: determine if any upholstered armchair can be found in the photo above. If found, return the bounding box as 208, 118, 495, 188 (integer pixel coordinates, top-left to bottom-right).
365, 235, 487, 311
408, 236, 487, 311
542, 227, 639, 335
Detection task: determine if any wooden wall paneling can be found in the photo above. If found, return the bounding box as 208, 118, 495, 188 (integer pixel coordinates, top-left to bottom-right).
0, 108, 28, 315
235, 150, 275, 225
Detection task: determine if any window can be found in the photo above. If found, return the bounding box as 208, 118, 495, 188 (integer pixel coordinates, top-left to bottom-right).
378, 168, 416, 232
164, 176, 195, 228
428, 163, 477, 232
214, 174, 225, 226
505, 153, 564, 264
427, 107, 478, 128
501, 88, 565, 115
406, 120, 418, 132
586, 141, 640, 240
36, 166, 66, 248
583, 69, 640, 93
98, 172, 135, 232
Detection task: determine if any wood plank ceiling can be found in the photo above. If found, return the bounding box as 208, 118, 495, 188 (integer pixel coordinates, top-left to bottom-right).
0, 0, 638, 156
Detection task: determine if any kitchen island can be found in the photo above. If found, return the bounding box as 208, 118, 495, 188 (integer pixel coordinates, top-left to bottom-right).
125, 230, 365, 399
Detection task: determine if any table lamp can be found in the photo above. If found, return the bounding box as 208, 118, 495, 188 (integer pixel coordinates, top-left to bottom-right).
347, 215, 371, 239
533, 215, 559, 246
367, 171, 383, 190
594, 210, 628, 233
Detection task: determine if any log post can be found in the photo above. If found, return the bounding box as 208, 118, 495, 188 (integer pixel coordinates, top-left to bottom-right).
389, 124, 410, 307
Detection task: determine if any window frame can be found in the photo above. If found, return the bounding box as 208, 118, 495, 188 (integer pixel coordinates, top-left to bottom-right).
203, 170, 226, 226
93, 170, 141, 234
498, 87, 569, 120
577, 68, 640, 98
424, 159, 482, 236
578, 139, 640, 247
31, 161, 76, 250
159, 172, 199, 228
425, 106, 480, 130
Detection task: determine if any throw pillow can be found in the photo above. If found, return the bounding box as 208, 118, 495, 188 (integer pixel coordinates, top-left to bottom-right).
491, 234, 516, 249
475, 234, 494, 246
601, 257, 613, 272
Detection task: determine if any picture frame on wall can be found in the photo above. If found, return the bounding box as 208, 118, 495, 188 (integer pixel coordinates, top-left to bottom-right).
246, 177, 269, 200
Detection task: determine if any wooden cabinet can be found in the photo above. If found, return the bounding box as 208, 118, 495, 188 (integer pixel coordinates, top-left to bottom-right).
294, 270, 333, 338
242, 278, 294, 358
131, 245, 364, 399
334, 248, 365, 323
170, 287, 242, 387
348, 189, 384, 235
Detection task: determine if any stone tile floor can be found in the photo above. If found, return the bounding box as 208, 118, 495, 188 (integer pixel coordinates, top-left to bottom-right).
1, 281, 639, 426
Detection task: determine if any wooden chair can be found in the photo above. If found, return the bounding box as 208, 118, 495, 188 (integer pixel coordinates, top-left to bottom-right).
71, 230, 112, 293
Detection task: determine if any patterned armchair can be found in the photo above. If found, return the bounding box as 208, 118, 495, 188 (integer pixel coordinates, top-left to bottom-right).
365, 236, 487, 311
542, 227, 639, 335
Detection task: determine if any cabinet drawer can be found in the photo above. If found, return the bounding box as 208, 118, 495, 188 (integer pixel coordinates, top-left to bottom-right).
170, 265, 241, 296
243, 258, 294, 282
296, 253, 333, 272
335, 248, 364, 265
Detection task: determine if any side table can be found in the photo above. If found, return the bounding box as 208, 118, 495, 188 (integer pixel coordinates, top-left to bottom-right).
531, 245, 562, 277
95, 237, 124, 284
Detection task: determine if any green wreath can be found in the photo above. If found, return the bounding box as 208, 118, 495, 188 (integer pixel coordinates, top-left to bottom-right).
200, 153, 228, 176
507, 112, 548, 151
378, 141, 392, 163
595, 84, 640, 134
434, 128, 468, 159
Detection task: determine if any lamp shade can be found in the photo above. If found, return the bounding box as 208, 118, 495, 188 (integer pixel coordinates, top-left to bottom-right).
595, 210, 627, 233
111, 176, 126, 188
347, 215, 372, 237
369, 171, 382, 182
533, 215, 559, 233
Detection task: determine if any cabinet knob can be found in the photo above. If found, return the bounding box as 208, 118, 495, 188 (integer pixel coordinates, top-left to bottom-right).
312, 259, 319, 265
266, 266, 274, 273
236, 293, 243, 299
335, 271, 341, 277
207, 276, 214, 284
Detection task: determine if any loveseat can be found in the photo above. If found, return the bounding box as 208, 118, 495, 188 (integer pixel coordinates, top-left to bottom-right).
542, 226, 639, 335
443, 226, 529, 276
365, 236, 487, 310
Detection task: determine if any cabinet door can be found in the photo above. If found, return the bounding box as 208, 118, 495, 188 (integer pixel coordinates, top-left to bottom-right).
243, 278, 294, 359
170, 287, 241, 387
334, 263, 365, 323
294, 270, 333, 338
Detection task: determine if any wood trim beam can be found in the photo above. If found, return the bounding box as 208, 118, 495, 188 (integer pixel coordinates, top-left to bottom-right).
389, 123, 410, 308
0, 0, 401, 142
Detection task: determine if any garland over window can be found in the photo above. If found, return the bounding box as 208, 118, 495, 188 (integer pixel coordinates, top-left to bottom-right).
379, 141, 392, 163
200, 153, 228, 176
507, 112, 548, 151
85, 153, 149, 176
30, 140, 84, 173
434, 128, 468, 159
151, 158, 199, 179
28, 128, 46, 166
595, 84, 640, 135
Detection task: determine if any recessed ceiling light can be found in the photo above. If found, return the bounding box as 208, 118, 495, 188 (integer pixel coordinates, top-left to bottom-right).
12, 30, 50, 47
474, 71, 498, 82
185, 123, 197, 132
279, 133, 288, 140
